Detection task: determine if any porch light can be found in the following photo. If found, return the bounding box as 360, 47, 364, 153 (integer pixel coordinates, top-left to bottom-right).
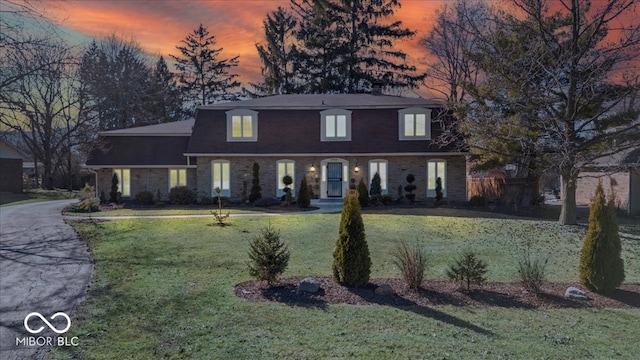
354, 161, 360, 173
310, 164, 316, 172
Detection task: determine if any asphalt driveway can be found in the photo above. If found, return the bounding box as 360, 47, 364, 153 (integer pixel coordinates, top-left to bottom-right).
0, 199, 93, 360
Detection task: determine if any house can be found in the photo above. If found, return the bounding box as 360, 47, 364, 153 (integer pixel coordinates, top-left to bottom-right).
0, 138, 26, 193
576, 148, 640, 216
87, 94, 467, 202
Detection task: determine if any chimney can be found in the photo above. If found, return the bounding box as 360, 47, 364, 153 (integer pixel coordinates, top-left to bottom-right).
372, 82, 383, 95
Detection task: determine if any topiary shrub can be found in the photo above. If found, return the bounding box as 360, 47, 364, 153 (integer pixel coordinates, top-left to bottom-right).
579, 180, 625, 293
370, 172, 382, 196
404, 174, 416, 202
332, 193, 371, 287
435, 177, 443, 202
109, 173, 119, 203
357, 178, 369, 207
469, 195, 485, 207
282, 175, 293, 206
247, 223, 290, 286
134, 190, 155, 205
297, 177, 311, 208
446, 250, 488, 291
169, 186, 196, 205
249, 162, 262, 203
393, 240, 427, 291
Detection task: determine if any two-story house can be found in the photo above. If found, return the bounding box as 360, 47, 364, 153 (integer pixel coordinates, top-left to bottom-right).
87, 94, 467, 202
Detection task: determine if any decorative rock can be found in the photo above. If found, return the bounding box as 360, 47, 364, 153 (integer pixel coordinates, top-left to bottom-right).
375, 284, 395, 296
298, 277, 320, 293
565, 286, 589, 301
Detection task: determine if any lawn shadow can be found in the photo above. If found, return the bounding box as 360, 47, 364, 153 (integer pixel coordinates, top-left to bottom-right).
535, 292, 592, 309
260, 284, 328, 309
466, 289, 536, 309
348, 285, 495, 337
603, 289, 640, 308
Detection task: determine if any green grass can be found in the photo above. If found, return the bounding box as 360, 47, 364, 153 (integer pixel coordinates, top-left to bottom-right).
0, 189, 79, 206
63, 207, 264, 217
51, 212, 640, 359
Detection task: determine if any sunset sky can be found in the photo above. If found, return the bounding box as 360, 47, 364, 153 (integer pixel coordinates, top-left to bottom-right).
39, 0, 444, 96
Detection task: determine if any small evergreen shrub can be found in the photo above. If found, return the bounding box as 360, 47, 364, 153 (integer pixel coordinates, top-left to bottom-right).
109, 173, 119, 203
249, 162, 262, 203
297, 177, 311, 208
404, 174, 416, 202
332, 193, 371, 287
99, 191, 107, 204
446, 250, 488, 291
579, 181, 625, 293
169, 186, 196, 205
380, 194, 394, 205
357, 178, 369, 207
435, 177, 443, 202
247, 223, 290, 285
156, 189, 162, 203
469, 195, 485, 207
133, 190, 155, 205
370, 172, 382, 196
393, 240, 427, 290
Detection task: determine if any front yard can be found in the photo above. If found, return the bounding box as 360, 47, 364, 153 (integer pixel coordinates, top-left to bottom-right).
52, 210, 640, 359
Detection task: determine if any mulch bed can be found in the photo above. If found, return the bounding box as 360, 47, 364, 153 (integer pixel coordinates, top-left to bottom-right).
236, 277, 640, 309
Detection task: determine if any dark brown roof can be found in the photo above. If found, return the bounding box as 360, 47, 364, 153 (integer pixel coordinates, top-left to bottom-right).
98, 120, 194, 136
87, 136, 190, 166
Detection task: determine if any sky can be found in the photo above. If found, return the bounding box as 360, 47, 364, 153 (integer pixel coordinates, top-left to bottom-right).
38, 0, 445, 96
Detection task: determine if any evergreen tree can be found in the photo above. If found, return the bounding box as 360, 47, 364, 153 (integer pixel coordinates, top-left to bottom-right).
357, 178, 369, 207
297, 176, 311, 208
249, 162, 262, 202
332, 193, 371, 287
109, 173, 119, 203
370, 172, 382, 196
143, 56, 183, 124
247, 223, 290, 285
579, 181, 625, 293
171, 24, 240, 115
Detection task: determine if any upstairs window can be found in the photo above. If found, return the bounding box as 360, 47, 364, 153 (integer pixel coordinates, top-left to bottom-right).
399, 108, 431, 140
321, 109, 352, 141
226, 109, 258, 141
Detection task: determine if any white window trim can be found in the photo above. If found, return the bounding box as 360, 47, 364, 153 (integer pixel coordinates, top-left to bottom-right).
168, 168, 187, 192
226, 109, 258, 142
320, 109, 352, 141
211, 160, 231, 197
427, 159, 447, 198
276, 159, 295, 197
368, 159, 388, 195
398, 107, 431, 140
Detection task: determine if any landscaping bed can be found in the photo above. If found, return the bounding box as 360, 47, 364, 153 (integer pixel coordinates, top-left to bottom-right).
236, 277, 640, 309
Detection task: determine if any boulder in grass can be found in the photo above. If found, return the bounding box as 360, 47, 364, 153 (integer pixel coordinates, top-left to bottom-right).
565, 286, 589, 301
298, 277, 320, 293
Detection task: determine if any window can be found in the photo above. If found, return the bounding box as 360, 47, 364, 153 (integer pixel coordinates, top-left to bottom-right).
226, 109, 258, 141
399, 108, 431, 140
276, 160, 295, 196
113, 168, 130, 197
211, 160, 230, 197
427, 160, 446, 197
368, 160, 388, 194
321, 109, 352, 141
169, 169, 187, 191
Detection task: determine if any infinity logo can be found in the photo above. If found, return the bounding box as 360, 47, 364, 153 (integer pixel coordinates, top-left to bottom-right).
24, 312, 71, 334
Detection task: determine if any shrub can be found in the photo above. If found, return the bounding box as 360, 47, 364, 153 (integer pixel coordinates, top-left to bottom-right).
247, 223, 290, 285
357, 178, 369, 207
579, 180, 625, 293
99, 191, 107, 204
68, 198, 100, 213
517, 246, 548, 294
393, 240, 427, 290
469, 195, 485, 207
332, 193, 371, 287
380, 194, 394, 205
156, 189, 162, 203
370, 172, 382, 196
404, 174, 416, 202
282, 175, 293, 206
249, 162, 262, 203
109, 173, 119, 203
253, 197, 281, 207
435, 177, 443, 202
446, 250, 488, 291
133, 190, 155, 205
297, 177, 311, 208
169, 186, 196, 205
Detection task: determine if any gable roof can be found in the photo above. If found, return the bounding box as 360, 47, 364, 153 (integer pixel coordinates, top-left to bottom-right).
98, 119, 195, 136
0, 138, 28, 160
198, 94, 441, 110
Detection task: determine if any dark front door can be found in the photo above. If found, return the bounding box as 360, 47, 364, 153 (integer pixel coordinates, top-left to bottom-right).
326, 162, 343, 198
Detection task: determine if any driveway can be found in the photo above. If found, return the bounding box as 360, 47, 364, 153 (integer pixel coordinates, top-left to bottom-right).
0, 200, 93, 360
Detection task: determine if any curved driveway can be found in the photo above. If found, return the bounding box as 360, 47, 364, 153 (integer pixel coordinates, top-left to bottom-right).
0, 200, 93, 360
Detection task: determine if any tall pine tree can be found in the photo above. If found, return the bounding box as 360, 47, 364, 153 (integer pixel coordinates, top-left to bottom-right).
143, 56, 183, 124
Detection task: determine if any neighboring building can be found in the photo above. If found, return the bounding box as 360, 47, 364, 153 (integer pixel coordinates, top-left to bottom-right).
87, 94, 467, 202
0, 138, 26, 193
576, 148, 640, 216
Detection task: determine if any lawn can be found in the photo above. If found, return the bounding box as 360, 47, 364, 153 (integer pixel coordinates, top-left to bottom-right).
0, 189, 79, 206
51, 210, 640, 359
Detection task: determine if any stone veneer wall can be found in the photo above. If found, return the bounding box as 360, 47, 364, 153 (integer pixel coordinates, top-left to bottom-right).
95, 168, 197, 201
196, 155, 467, 202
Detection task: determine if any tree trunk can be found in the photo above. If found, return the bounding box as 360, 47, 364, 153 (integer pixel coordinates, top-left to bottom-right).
559, 174, 577, 225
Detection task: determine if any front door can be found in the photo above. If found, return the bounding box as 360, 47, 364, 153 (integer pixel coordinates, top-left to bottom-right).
326, 162, 343, 198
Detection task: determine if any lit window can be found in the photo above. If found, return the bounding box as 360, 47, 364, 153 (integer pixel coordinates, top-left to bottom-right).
368, 160, 388, 194
321, 109, 351, 141
212, 160, 230, 197
113, 168, 130, 197
427, 160, 446, 197
276, 160, 295, 197
169, 169, 187, 191
399, 108, 431, 140
227, 110, 258, 141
